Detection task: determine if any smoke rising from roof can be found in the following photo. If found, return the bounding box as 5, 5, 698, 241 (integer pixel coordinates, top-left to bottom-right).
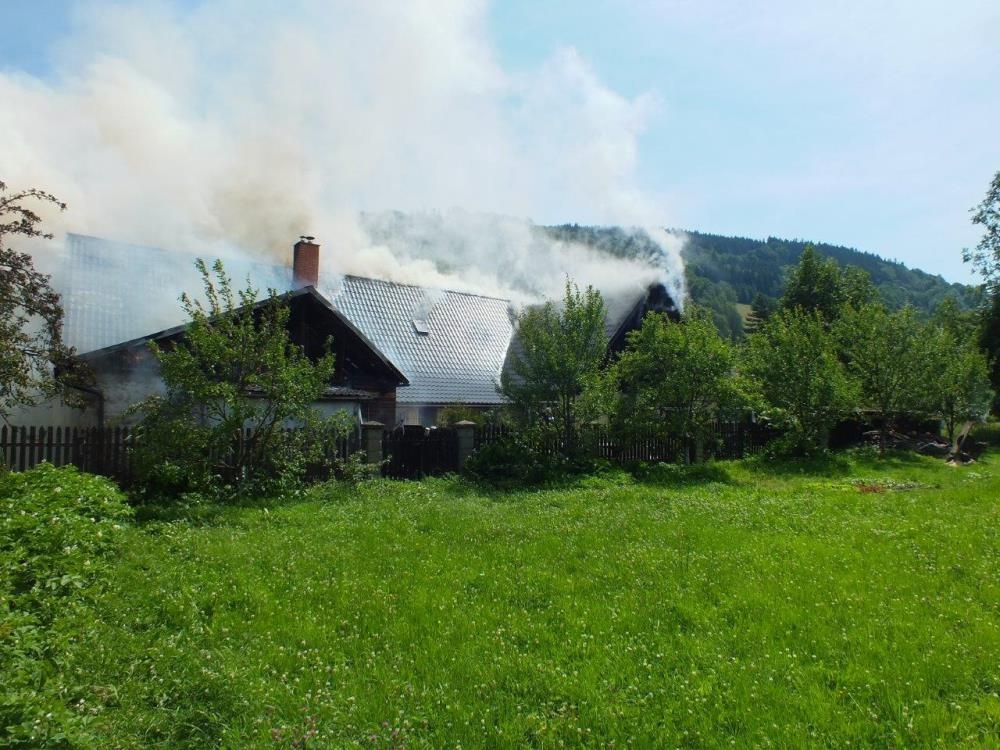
1, 0, 684, 306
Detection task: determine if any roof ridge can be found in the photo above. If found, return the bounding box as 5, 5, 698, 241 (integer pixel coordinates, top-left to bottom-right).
340, 274, 513, 304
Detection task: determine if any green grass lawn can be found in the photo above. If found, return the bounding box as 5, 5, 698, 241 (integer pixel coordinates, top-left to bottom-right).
69, 453, 1000, 748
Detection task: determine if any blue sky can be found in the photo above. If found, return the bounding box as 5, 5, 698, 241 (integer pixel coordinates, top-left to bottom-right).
3, 1, 998, 285
487, 1, 1000, 283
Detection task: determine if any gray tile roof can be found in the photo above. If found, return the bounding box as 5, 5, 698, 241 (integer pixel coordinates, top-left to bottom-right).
62, 234, 290, 352
64, 235, 673, 408
327, 276, 515, 405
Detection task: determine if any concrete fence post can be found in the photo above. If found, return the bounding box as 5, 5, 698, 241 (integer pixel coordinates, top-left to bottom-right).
361, 421, 385, 465
454, 420, 477, 471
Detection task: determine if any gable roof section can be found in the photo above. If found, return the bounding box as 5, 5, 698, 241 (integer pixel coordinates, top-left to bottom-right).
605, 282, 680, 355
79, 286, 408, 387
501, 282, 680, 384
327, 276, 515, 405
62, 233, 291, 352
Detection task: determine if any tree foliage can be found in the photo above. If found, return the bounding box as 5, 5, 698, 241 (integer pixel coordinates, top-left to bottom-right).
131, 260, 340, 496
963, 170, 1000, 292
780, 244, 846, 322
979, 291, 1000, 413
964, 171, 1000, 413
742, 308, 857, 455
835, 304, 932, 441
611, 308, 739, 461
840, 265, 881, 310
932, 295, 980, 341
500, 279, 607, 457
744, 293, 776, 335
0, 181, 88, 420
924, 325, 993, 447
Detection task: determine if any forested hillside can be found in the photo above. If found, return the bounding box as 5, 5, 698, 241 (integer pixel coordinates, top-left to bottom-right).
545, 225, 979, 338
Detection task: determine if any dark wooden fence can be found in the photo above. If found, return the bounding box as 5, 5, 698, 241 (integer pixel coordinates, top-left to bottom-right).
0, 424, 360, 485
474, 421, 776, 463
383, 426, 458, 479
2, 420, 777, 483
0, 425, 133, 479
474, 423, 514, 449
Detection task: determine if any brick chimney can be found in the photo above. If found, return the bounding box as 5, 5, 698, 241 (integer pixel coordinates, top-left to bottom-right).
293, 236, 320, 287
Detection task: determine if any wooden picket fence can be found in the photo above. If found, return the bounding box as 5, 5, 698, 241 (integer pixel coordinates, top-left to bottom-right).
0, 425, 133, 479
1, 419, 779, 484
0, 424, 360, 484
475, 420, 777, 463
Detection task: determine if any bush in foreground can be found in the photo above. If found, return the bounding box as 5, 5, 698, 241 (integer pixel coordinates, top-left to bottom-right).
0, 463, 132, 747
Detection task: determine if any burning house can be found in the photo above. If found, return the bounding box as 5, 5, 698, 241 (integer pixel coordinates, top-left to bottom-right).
17, 233, 677, 428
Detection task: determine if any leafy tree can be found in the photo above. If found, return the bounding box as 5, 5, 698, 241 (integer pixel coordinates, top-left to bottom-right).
500, 279, 607, 457
840, 265, 880, 309
964, 171, 1000, 412
0, 181, 89, 421
979, 291, 1000, 412
932, 294, 980, 340
743, 308, 857, 455
612, 307, 739, 461
925, 325, 993, 447
780, 244, 845, 323
686, 276, 744, 339
963, 170, 1000, 292
132, 259, 339, 496
835, 304, 930, 446
744, 293, 776, 335
780, 245, 887, 326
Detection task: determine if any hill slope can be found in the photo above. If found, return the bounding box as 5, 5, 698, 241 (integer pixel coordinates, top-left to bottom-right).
546, 225, 979, 338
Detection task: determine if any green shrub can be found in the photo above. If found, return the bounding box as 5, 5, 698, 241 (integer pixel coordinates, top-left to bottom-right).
435, 404, 485, 427
1, 463, 133, 602
332, 450, 384, 489
462, 433, 588, 487
127, 260, 342, 500
130, 413, 357, 503
0, 463, 132, 747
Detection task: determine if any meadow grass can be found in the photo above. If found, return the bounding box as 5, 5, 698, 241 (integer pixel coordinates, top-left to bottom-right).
67, 451, 1000, 748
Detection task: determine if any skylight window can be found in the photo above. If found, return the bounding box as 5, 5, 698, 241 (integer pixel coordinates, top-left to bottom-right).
412, 318, 430, 335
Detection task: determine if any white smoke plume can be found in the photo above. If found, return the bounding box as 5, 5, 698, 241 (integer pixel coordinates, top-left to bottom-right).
1, 0, 684, 309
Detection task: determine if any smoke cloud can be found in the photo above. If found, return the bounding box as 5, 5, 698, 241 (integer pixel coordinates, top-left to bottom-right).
1, 0, 684, 307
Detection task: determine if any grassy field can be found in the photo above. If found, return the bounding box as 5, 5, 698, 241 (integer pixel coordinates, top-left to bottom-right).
59, 452, 1000, 748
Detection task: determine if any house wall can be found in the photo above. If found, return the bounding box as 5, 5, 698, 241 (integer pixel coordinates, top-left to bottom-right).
313, 401, 365, 422
95, 360, 167, 426
397, 404, 440, 427
395, 403, 497, 427
10, 360, 371, 430
5, 399, 96, 429
368, 391, 397, 426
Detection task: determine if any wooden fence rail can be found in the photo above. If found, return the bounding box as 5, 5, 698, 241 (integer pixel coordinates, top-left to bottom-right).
0, 425, 133, 478
0, 425, 360, 484
2, 420, 778, 484
474, 421, 776, 463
